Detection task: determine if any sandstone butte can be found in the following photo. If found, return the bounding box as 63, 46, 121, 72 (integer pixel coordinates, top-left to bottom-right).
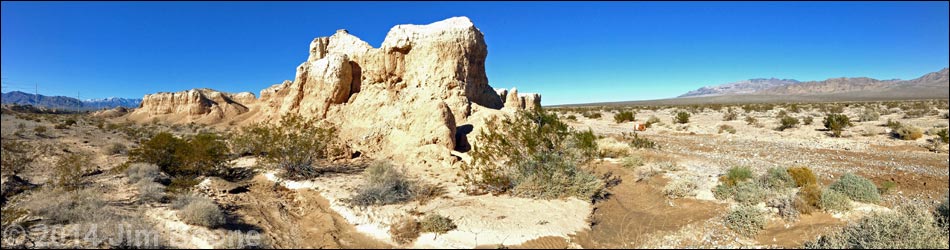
125, 16, 542, 168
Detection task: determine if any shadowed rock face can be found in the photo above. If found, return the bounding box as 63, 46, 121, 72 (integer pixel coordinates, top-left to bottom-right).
129, 16, 541, 165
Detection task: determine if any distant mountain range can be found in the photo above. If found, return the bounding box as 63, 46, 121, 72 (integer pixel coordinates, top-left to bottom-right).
1, 91, 141, 110
679, 68, 949, 98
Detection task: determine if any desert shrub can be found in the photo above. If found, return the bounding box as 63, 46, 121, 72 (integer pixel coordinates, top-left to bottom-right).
106, 142, 127, 155
724, 205, 767, 237
33, 125, 48, 136
760, 167, 795, 190
820, 189, 852, 212
419, 214, 457, 234
597, 137, 630, 158
859, 108, 881, 122
171, 193, 204, 210
885, 119, 903, 130
891, 125, 923, 140
135, 179, 166, 203
675, 111, 690, 124
733, 181, 768, 205
938, 129, 949, 144
613, 111, 635, 123
823, 114, 852, 137
412, 182, 447, 206
645, 115, 661, 128
228, 123, 275, 157
795, 184, 822, 215
718, 124, 736, 134
1, 140, 34, 175
803, 116, 814, 125
787, 167, 817, 187
939, 193, 949, 225
581, 111, 602, 119
621, 155, 645, 169
125, 163, 162, 184
54, 153, 91, 190
664, 177, 699, 198
462, 110, 605, 200
713, 184, 735, 200
723, 111, 738, 121
565, 114, 577, 121
256, 115, 347, 179
627, 133, 657, 149
745, 115, 758, 126
177, 195, 226, 228
722, 166, 753, 187
348, 161, 417, 207
767, 196, 800, 222
776, 116, 799, 131
805, 205, 949, 249
828, 173, 880, 203
18, 187, 166, 248
574, 129, 599, 162
130, 132, 232, 178
390, 216, 421, 245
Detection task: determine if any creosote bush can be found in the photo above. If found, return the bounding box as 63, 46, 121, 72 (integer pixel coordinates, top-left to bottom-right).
823, 114, 852, 137
54, 152, 92, 190
675, 111, 690, 124
231, 114, 347, 180
462, 110, 605, 201
828, 173, 880, 203
938, 129, 949, 143
613, 111, 635, 123
724, 205, 767, 237
777, 116, 799, 131
1, 140, 34, 175
130, 132, 229, 178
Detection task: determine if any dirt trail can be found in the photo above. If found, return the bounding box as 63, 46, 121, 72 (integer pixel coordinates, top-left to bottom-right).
568, 163, 724, 248
757, 213, 843, 248
227, 175, 392, 249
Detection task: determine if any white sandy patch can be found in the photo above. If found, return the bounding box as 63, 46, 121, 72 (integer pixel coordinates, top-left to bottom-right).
263, 171, 593, 248
831, 201, 891, 221
145, 207, 218, 249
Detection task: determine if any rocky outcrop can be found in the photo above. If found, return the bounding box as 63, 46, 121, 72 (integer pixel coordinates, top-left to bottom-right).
128, 88, 250, 124
130, 17, 541, 165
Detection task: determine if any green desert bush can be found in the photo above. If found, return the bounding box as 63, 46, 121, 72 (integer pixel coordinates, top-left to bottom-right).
733, 181, 768, 205
462, 110, 605, 201
613, 111, 635, 123
936, 129, 948, 143
713, 184, 735, 201
777, 116, 799, 131
805, 205, 949, 249
348, 161, 417, 207
33, 125, 48, 136
724, 205, 768, 237
620, 155, 645, 169
628, 133, 657, 149
760, 167, 795, 190
878, 181, 897, 195
581, 111, 602, 119
718, 124, 736, 134
130, 132, 232, 178
419, 214, 457, 235
675, 111, 690, 124
823, 114, 853, 137
828, 173, 880, 203
820, 189, 853, 212
721, 166, 753, 187
787, 167, 817, 187
885, 119, 903, 131
802, 116, 814, 126
390, 216, 421, 245
892, 125, 924, 140
177, 195, 226, 228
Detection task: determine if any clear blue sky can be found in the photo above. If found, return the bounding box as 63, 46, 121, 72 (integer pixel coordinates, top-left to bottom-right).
2, 1, 948, 105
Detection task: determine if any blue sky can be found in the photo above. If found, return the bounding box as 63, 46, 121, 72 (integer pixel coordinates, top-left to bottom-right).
2, 1, 948, 105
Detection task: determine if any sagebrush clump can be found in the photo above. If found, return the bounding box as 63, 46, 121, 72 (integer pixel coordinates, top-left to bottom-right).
806, 204, 949, 249
760, 167, 795, 190
348, 161, 418, 207
177, 195, 226, 228
828, 173, 880, 203
724, 205, 767, 237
